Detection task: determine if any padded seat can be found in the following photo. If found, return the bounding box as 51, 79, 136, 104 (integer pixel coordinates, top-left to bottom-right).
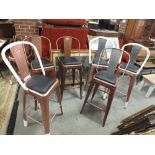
31, 58, 53, 69
95, 70, 117, 84
120, 63, 140, 73
26, 75, 56, 94
59, 56, 81, 65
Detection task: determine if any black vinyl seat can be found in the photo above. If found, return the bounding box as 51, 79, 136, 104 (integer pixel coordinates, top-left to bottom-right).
95, 70, 117, 84
59, 56, 81, 65
26, 75, 56, 94
31, 58, 53, 69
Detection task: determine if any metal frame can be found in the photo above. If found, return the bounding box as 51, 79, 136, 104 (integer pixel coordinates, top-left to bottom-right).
88, 36, 119, 64
1, 41, 63, 134
118, 43, 150, 108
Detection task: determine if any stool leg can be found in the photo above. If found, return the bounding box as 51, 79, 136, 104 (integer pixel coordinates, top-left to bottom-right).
79, 68, 83, 99
102, 88, 116, 127
102, 88, 109, 100
80, 82, 95, 113
146, 86, 155, 98
84, 65, 95, 91
39, 97, 50, 134
72, 69, 75, 86
91, 83, 99, 101
56, 85, 63, 115
125, 75, 136, 108
34, 97, 38, 111
23, 91, 28, 127
61, 66, 67, 99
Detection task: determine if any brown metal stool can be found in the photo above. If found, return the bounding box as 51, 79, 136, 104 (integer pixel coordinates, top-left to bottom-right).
2, 41, 63, 134
84, 36, 120, 99
118, 43, 150, 108
24, 35, 56, 79
80, 48, 124, 126
56, 36, 83, 99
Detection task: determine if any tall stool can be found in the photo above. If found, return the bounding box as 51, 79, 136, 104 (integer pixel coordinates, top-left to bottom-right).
80, 48, 124, 126
56, 36, 83, 99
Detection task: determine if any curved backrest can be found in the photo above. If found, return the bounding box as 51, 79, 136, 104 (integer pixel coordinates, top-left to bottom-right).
24, 35, 52, 60
9, 35, 27, 62
96, 48, 130, 75
107, 48, 123, 73
122, 43, 150, 74
1, 41, 45, 90
88, 36, 119, 64
56, 36, 80, 57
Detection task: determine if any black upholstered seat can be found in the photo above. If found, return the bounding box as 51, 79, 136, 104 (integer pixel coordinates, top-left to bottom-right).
95, 70, 117, 84
59, 56, 81, 65
120, 63, 140, 73
26, 75, 56, 94
31, 58, 53, 69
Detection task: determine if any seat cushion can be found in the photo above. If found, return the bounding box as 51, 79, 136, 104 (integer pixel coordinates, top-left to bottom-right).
26, 75, 56, 94
95, 70, 117, 84
31, 58, 53, 69
59, 56, 81, 65
120, 63, 140, 73
93, 58, 108, 66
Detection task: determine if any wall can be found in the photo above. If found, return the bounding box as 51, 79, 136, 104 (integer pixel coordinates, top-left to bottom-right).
13, 19, 128, 36
13, 19, 39, 36
118, 20, 128, 33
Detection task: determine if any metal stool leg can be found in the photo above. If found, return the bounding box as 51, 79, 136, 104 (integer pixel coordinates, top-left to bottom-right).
72, 68, 75, 86
80, 82, 95, 113
23, 91, 28, 127
91, 83, 99, 101
60, 66, 67, 99
125, 75, 137, 108
39, 97, 50, 134
79, 68, 83, 99
56, 85, 63, 114
102, 88, 116, 127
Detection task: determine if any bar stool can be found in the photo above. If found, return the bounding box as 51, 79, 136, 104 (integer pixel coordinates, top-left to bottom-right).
56, 36, 83, 99
85, 36, 120, 95
24, 36, 56, 79
1, 41, 63, 134
118, 43, 150, 108
80, 48, 125, 126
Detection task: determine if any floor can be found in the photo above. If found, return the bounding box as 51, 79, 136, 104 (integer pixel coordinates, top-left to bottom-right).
13, 74, 155, 135
0, 69, 18, 134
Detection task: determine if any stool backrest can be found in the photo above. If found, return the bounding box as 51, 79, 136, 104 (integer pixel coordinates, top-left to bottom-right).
107, 48, 123, 74
24, 35, 52, 60
56, 36, 80, 57
89, 36, 119, 64
1, 41, 45, 90
122, 43, 150, 74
